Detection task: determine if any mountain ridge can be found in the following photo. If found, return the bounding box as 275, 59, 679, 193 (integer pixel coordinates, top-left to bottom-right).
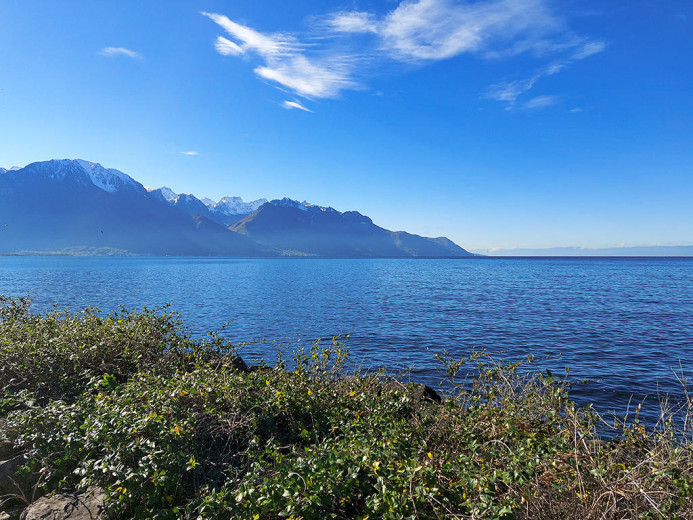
0, 159, 473, 258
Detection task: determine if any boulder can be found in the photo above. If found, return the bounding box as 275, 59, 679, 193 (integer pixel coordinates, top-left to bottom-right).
225, 355, 271, 374
382, 381, 443, 404
0, 420, 16, 460
230, 355, 250, 372
0, 454, 30, 496
414, 383, 443, 404
20, 487, 105, 520
0, 441, 15, 462
0, 507, 23, 520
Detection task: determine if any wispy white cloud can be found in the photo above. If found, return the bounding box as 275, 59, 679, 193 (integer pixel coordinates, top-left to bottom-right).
202, 1, 605, 107
378, 0, 565, 62
522, 95, 557, 109
181, 151, 199, 156
202, 12, 300, 56
572, 40, 606, 60
100, 47, 141, 59
484, 77, 539, 103
282, 100, 312, 112
215, 37, 243, 56
327, 11, 379, 34
569, 107, 583, 113
255, 55, 356, 98
483, 39, 606, 105
202, 11, 356, 98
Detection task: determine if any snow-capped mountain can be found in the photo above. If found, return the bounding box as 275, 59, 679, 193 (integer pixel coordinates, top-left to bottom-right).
149, 187, 265, 215
11, 159, 143, 194
0, 159, 472, 257
268, 197, 336, 213
0, 159, 269, 256
74, 159, 140, 193
148, 187, 267, 226
156, 186, 179, 203
209, 196, 267, 216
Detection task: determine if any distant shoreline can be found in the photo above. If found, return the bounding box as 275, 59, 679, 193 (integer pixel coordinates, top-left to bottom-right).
2, 252, 692, 259
473, 245, 693, 257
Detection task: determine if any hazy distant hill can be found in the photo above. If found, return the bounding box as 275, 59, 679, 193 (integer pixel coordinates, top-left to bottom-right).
231, 198, 471, 257
474, 246, 693, 257
0, 159, 471, 257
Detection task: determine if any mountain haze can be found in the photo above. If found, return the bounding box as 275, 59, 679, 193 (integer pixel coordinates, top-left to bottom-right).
474, 246, 693, 257
0, 160, 270, 256
231, 198, 470, 257
148, 187, 267, 226
0, 159, 472, 257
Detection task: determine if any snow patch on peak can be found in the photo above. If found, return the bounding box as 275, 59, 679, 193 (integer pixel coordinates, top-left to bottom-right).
153, 188, 264, 215
271, 198, 310, 211
74, 159, 136, 193
270, 198, 338, 214
157, 187, 179, 202
210, 196, 268, 215
305, 203, 337, 213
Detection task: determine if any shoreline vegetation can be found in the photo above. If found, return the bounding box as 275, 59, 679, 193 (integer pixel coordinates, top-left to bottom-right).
1, 298, 691, 519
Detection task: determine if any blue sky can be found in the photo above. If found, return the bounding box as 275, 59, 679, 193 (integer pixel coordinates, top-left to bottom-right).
1, 0, 691, 251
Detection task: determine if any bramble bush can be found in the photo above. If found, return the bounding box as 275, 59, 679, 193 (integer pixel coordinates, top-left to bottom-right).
1, 297, 692, 519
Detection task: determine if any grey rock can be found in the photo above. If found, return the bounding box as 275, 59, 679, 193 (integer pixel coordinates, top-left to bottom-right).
381, 381, 443, 404
0, 507, 23, 520
230, 355, 249, 372
0, 455, 30, 496
0, 441, 15, 462
20, 487, 105, 520
0, 421, 16, 461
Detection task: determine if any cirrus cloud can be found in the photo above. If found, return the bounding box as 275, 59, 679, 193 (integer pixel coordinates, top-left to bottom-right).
483, 39, 606, 105
282, 100, 312, 112
202, 0, 606, 110
100, 47, 142, 59
522, 95, 557, 109
202, 11, 357, 100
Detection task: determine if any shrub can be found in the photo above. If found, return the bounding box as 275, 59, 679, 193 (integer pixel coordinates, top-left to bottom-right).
1, 297, 692, 519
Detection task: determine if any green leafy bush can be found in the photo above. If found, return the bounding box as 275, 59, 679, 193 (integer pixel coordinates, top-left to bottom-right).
1, 297, 692, 519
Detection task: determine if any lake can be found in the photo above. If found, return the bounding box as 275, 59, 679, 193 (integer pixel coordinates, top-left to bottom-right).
1, 256, 691, 422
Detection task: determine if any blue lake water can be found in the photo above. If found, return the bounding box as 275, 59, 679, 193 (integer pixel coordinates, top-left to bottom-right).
1, 256, 692, 422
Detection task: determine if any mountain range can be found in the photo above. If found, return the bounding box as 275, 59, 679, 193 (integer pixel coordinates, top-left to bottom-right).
0, 159, 472, 257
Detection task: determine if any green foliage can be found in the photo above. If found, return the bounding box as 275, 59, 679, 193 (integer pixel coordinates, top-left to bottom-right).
1, 297, 692, 519
0, 296, 200, 411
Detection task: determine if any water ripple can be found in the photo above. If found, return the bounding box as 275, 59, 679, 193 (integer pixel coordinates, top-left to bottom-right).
1, 256, 692, 422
